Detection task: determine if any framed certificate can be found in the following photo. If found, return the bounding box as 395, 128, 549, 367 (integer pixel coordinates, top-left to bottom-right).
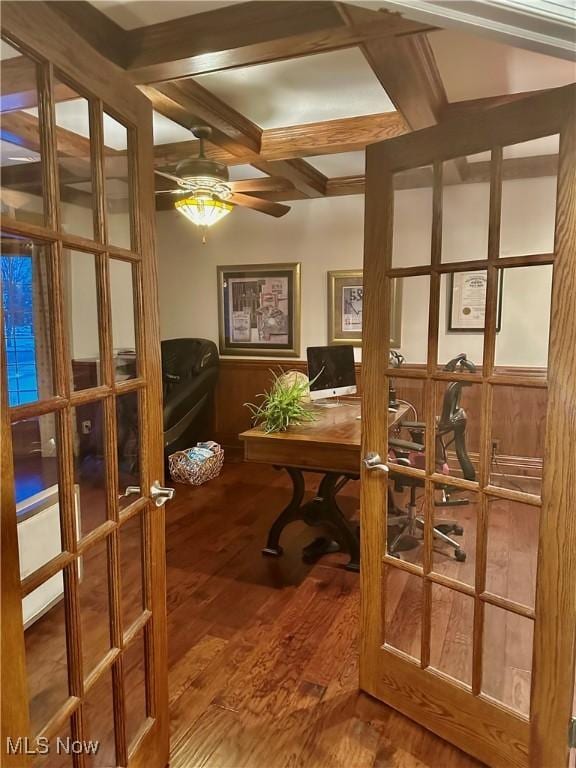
448, 270, 503, 332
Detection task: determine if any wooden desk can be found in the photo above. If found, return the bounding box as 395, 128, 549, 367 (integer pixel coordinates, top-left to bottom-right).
240, 401, 408, 571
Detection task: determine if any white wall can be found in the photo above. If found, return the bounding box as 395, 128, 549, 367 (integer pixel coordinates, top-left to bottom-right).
64, 206, 136, 359
157, 195, 367, 360
157, 174, 556, 370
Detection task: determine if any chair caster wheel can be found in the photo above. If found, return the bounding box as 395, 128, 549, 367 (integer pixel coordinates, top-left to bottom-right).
454, 525, 464, 536
454, 548, 466, 562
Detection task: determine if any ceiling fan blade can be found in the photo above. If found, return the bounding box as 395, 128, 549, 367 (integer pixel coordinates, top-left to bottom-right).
229, 192, 290, 218
154, 169, 183, 185
229, 177, 292, 194
154, 188, 182, 195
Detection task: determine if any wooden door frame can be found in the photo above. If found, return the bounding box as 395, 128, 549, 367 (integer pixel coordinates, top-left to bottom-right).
0, 4, 168, 767
360, 83, 576, 768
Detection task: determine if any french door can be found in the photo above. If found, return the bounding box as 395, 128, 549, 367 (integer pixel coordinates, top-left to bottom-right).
360, 84, 576, 768
1, 4, 168, 768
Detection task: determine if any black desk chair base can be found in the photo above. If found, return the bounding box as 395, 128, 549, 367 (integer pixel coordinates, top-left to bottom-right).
388, 483, 466, 562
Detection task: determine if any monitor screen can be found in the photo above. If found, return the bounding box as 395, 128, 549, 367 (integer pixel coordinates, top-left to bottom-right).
306, 345, 357, 400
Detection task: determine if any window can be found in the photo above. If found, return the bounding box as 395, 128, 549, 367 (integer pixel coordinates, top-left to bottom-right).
2, 253, 39, 406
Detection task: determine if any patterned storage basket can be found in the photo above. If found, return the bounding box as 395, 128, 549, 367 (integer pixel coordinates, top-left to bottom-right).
168, 444, 224, 486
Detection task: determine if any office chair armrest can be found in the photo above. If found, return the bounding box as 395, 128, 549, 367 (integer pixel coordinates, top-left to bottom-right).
399, 420, 426, 430
389, 437, 425, 452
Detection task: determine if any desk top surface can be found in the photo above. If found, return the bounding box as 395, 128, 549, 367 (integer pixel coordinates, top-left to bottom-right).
240, 400, 407, 449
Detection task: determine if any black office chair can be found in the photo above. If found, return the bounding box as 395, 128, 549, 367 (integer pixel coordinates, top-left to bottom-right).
161, 338, 219, 462
387, 353, 476, 562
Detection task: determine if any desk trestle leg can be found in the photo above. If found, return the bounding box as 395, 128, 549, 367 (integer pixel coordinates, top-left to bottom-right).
262, 468, 360, 572
262, 466, 306, 557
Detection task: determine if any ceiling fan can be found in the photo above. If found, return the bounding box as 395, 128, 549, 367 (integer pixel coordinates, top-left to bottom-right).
155, 126, 291, 241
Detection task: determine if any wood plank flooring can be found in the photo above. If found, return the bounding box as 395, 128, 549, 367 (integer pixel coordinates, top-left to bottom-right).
164, 462, 484, 768
22, 459, 526, 767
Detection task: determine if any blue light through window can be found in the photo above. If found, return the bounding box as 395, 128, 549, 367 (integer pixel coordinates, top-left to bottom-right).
1, 254, 39, 406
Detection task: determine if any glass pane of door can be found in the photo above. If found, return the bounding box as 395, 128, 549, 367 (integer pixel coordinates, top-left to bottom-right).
365, 114, 569, 766
0, 38, 46, 224
1, 11, 166, 766
2, 234, 54, 406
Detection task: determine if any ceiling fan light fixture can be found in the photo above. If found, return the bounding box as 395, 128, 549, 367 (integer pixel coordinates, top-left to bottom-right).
175, 195, 233, 242
177, 174, 232, 201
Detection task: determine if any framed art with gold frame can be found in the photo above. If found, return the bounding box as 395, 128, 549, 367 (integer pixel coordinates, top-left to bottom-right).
217, 263, 301, 357
327, 270, 402, 348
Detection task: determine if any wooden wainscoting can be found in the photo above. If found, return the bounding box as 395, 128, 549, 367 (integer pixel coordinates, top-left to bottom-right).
212, 359, 544, 481
212, 359, 363, 454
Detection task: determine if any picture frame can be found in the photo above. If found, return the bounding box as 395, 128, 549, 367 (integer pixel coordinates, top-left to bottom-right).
217, 263, 301, 357
327, 270, 402, 348
448, 270, 504, 332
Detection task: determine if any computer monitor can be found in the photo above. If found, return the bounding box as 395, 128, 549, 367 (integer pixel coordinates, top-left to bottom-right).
306, 345, 357, 401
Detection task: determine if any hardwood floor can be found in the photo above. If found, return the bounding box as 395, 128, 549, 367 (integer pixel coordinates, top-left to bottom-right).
25, 460, 523, 767
163, 462, 483, 768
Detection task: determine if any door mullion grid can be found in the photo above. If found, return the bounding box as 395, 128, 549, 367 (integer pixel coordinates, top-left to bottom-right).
88, 99, 106, 246
127, 123, 142, 258
53, 244, 87, 767
420, 160, 444, 669
138, 375, 157, 719
104, 381, 128, 763
131, 243, 157, 718
109, 528, 128, 766
100, 261, 128, 762
39, 52, 89, 761
37, 61, 60, 232
472, 145, 503, 696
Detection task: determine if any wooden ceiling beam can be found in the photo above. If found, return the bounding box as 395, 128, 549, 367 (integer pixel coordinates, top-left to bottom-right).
254, 154, 560, 201
140, 80, 262, 158
126, 3, 434, 84
442, 90, 550, 120
338, 5, 445, 130
152, 111, 408, 169
144, 79, 327, 198
49, 0, 130, 68
17, 1, 433, 87
337, 5, 471, 181
253, 158, 326, 198
260, 111, 408, 160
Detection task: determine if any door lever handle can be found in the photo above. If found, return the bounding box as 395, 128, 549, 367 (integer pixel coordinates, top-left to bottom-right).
119, 485, 140, 500
363, 452, 389, 473
150, 480, 175, 507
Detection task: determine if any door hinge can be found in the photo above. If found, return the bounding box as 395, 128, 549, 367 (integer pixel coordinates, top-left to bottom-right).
569, 717, 576, 749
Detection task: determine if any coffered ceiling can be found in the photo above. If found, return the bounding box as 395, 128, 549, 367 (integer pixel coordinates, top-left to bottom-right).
91, 0, 238, 29
193, 48, 397, 129
1, 0, 574, 216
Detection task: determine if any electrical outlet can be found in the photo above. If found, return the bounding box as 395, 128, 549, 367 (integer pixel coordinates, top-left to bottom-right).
81, 420, 92, 435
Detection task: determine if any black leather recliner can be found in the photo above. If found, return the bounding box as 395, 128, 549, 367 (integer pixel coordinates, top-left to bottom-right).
161, 338, 219, 460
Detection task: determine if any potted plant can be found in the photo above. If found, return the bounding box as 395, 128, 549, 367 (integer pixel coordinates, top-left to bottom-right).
244, 369, 318, 433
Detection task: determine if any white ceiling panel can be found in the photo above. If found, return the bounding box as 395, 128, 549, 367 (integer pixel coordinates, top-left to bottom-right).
194, 48, 396, 129
153, 112, 195, 145
306, 151, 366, 177
0, 40, 20, 60
503, 134, 560, 157
228, 165, 268, 181
0, 140, 40, 166
90, 0, 237, 30
431, 28, 575, 102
